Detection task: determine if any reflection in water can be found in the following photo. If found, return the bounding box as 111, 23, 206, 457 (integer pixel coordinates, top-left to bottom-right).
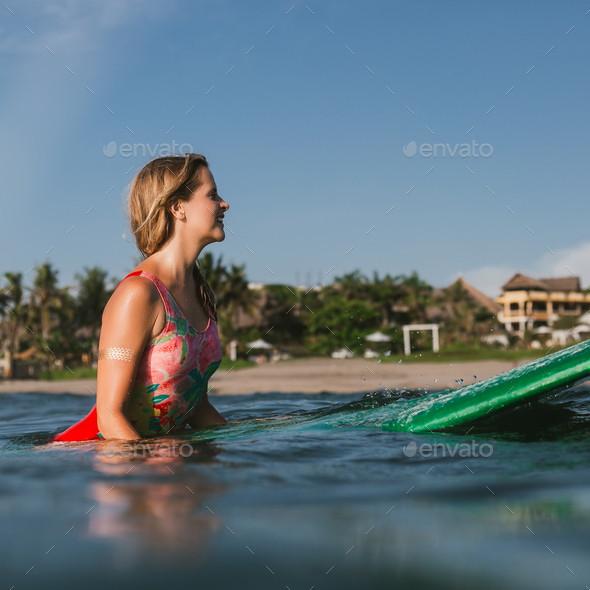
5, 389, 590, 588
87, 441, 228, 568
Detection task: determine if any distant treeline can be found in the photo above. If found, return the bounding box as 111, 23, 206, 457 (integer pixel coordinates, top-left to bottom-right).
0, 254, 501, 370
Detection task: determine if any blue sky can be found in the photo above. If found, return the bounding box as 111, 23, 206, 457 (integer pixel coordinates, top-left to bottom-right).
1, 0, 589, 297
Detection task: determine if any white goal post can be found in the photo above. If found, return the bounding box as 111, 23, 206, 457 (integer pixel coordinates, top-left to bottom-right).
402, 324, 440, 356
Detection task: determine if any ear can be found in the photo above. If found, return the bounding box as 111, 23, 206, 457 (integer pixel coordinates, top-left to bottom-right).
169, 200, 186, 221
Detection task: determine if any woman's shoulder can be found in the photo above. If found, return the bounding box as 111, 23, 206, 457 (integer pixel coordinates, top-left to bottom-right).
103, 273, 163, 321
100, 272, 168, 347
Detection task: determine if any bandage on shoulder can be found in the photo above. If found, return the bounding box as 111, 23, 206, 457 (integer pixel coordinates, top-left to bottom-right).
98, 347, 138, 362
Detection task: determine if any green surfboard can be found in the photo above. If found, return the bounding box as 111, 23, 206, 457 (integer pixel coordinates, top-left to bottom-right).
381, 339, 590, 432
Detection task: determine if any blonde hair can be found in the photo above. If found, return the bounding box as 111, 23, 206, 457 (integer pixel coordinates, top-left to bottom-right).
128, 153, 218, 321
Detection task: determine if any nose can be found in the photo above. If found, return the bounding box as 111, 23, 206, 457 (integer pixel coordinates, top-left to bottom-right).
220, 198, 229, 211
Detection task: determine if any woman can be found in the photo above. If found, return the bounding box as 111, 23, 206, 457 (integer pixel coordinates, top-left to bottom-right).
50, 153, 230, 442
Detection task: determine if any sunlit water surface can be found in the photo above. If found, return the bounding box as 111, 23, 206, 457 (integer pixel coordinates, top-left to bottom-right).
2, 386, 590, 589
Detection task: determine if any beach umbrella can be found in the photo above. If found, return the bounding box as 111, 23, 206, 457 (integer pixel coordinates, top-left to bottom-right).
364, 331, 392, 342
246, 339, 273, 349
573, 324, 590, 334
533, 326, 552, 334
331, 348, 354, 359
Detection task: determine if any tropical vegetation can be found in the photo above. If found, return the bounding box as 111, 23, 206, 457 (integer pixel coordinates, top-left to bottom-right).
0, 255, 518, 377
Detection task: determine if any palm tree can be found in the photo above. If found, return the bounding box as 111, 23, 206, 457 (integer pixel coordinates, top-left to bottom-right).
219, 263, 259, 343
0, 272, 27, 367
331, 270, 369, 301
367, 271, 405, 328
198, 251, 227, 298
29, 262, 64, 341
75, 267, 112, 360
198, 252, 258, 346
398, 272, 433, 324
43, 289, 79, 363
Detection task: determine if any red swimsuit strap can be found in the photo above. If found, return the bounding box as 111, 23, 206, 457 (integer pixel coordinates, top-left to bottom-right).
117, 270, 176, 318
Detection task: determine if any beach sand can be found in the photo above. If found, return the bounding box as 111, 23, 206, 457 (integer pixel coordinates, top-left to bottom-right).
0, 358, 528, 395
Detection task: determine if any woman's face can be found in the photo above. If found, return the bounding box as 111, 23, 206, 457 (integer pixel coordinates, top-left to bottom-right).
178, 167, 230, 247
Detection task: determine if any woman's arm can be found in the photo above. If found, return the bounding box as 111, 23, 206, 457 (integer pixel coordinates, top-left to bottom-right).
187, 391, 227, 428
96, 276, 164, 441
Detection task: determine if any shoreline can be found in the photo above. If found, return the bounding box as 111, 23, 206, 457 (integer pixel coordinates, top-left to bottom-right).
0, 358, 529, 396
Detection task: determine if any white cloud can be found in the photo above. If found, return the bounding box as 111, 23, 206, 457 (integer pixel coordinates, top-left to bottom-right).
0, 0, 165, 56
535, 241, 590, 284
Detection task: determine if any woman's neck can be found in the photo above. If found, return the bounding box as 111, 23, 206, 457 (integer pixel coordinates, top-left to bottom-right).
143, 242, 200, 288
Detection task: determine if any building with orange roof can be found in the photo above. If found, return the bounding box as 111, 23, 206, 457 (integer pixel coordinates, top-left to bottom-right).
496, 273, 590, 337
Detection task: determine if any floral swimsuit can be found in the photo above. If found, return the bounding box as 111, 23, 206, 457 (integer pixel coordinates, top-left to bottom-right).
50, 270, 222, 442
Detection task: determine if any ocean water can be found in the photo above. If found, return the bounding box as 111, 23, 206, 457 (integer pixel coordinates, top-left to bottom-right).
2, 386, 590, 589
